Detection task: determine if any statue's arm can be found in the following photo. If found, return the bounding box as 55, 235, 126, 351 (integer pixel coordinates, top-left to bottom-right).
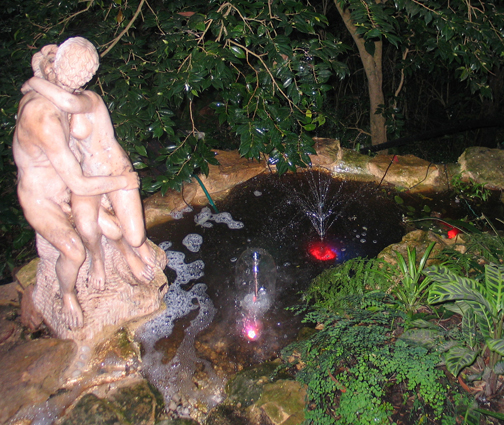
22, 77, 93, 114
34, 107, 138, 195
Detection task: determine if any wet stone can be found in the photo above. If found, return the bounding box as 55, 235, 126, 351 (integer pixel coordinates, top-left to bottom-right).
61, 380, 165, 425
108, 380, 161, 425
0, 338, 76, 424
206, 404, 257, 425
252, 379, 306, 425
60, 394, 123, 425
156, 418, 201, 425
225, 360, 284, 408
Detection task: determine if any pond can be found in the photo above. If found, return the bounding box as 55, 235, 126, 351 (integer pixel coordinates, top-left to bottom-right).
139, 170, 406, 418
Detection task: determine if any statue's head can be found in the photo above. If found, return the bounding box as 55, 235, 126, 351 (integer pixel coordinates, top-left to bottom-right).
53, 37, 100, 90
32, 44, 58, 83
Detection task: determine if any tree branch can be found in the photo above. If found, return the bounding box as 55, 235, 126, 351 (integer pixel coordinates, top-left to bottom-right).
100, 0, 146, 58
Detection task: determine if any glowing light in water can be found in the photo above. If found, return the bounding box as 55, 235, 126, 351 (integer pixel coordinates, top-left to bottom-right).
447, 228, 461, 239
308, 240, 338, 261
243, 318, 261, 340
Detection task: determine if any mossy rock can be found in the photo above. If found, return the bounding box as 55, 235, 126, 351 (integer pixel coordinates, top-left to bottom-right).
225, 359, 288, 408
61, 394, 124, 425
378, 229, 446, 267
459, 147, 504, 190
252, 379, 307, 425
155, 420, 200, 425
206, 404, 255, 425
61, 380, 165, 425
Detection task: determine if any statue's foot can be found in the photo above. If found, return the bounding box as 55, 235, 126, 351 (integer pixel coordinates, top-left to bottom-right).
88, 260, 106, 291
137, 242, 157, 269
125, 250, 155, 284
62, 293, 84, 329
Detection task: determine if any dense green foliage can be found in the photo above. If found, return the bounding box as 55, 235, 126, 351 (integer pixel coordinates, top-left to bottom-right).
303, 256, 394, 312
1, 0, 503, 276
283, 293, 450, 424
427, 264, 504, 397
284, 229, 504, 423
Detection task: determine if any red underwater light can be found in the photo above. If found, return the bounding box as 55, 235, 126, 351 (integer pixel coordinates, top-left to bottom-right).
447, 228, 461, 239
243, 318, 261, 340
308, 241, 337, 261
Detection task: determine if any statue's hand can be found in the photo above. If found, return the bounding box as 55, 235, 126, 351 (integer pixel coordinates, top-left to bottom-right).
123, 170, 140, 191
21, 81, 33, 95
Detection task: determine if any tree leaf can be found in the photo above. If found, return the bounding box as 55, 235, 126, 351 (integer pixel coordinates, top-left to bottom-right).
229, 45, 246, 59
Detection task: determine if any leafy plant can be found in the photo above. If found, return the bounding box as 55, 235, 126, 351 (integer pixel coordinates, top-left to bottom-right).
426, 263, 504, 397
282, 292, 451, 424
451, 173, 491, 203
393, 241, 436, 317
302, 256, 394, 313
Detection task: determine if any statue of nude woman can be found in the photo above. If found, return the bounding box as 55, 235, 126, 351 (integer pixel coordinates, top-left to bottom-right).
22, 37, 158, 291
13, 44, 140, 329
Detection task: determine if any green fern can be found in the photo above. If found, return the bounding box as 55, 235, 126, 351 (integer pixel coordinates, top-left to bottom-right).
303, 257, 394, 313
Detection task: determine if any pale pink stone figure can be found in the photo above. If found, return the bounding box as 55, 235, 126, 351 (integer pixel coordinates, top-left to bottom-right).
13, 44, 140, 329
23, 37, 158, 293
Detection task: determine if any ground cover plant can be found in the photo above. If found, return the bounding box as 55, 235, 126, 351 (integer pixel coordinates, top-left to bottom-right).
1, 0, 504, 281
282, 229, 504, 424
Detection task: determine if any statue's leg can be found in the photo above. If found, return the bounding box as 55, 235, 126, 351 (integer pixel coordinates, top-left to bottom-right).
72, 194, 106, 291
107, 189, 157, 268
23, 199, 86, 329
98, 206, 155, 284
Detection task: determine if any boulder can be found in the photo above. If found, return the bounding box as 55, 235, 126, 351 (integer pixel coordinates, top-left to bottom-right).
0, 338, 77, 424
249, 379, 306, 425
368, 154, 449, 192
458, 146, 504, 190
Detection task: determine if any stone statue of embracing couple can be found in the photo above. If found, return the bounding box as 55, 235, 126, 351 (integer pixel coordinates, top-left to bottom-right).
13, 37, 168, 340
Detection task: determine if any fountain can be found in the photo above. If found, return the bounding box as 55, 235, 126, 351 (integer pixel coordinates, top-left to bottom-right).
235, 248, 277, 340
290, 168, 342, 239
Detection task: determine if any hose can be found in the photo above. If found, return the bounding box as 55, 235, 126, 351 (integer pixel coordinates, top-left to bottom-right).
192, 174, 220, 214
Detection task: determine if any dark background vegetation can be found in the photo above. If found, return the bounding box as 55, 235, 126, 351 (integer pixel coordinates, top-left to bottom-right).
1, 0, 503, 281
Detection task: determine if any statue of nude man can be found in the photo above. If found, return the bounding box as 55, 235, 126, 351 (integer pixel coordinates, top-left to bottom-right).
13, 44, 140, 329
22, 37, 158, 290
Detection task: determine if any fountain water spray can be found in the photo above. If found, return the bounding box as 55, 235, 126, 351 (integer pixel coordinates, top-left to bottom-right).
235, 248, 276, 340
291, 169, 342, 240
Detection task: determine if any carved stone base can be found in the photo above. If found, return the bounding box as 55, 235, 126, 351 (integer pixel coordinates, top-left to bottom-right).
32, 234, 168, 341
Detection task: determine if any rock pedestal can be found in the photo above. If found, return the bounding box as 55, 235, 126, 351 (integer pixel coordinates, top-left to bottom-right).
31, 234, 168, 341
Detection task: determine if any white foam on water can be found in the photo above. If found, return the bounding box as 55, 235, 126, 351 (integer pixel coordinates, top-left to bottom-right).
182, 233, 203, 253
137, 232, 242, 416
195, 207, 244, 229
171, 206, 194, 220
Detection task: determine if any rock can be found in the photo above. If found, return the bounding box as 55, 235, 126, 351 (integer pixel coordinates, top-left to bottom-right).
14, 257, 39, 291
156, 419, 200, 425
249, 379, 306, 425
60, 380, 166, 425
13, 259, 44, 331
458, 146, 504, 190
368, 154, 449, 192
0, 338, 76, 424
377, 229, 446, 267
61, 394, 124, 425
310, 138, 374, 180
225, 360, 282, 408
206, 404, 255, 425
